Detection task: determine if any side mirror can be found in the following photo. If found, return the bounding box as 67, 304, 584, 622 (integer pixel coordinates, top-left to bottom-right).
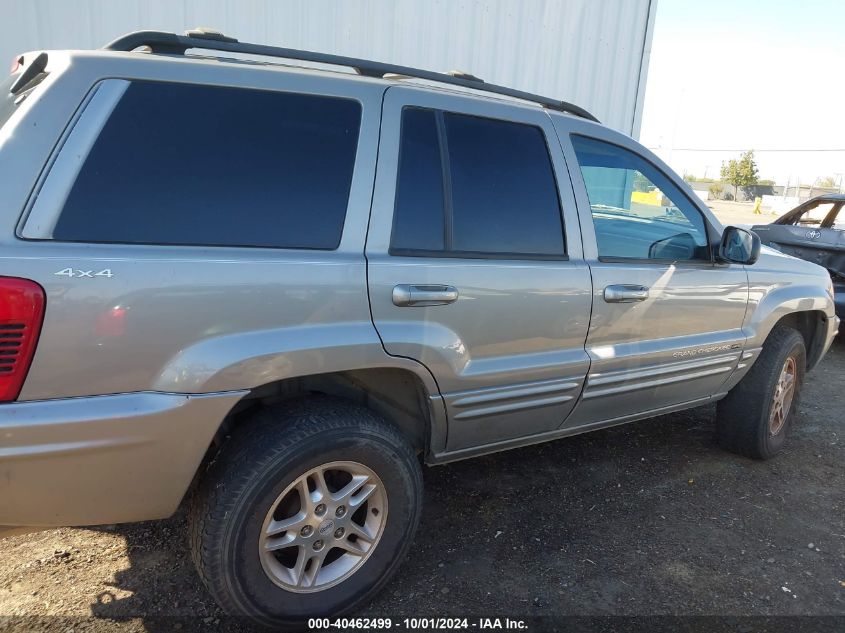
718, 226, 761, 265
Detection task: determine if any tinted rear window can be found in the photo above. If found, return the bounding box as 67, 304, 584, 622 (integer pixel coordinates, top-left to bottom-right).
390, 108, 565, 258
444, 113, 564, 256
391, 108, 446, 252
53, 81, 361, 249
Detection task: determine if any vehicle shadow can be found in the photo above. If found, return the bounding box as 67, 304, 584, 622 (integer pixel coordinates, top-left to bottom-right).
87, 337, 844, 623
86, 406, 716, 628
85, 508, 234, 632
87, 513, 258, 632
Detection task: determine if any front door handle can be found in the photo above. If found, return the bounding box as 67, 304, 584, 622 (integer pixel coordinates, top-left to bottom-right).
392, 284, 459, 307
604, 284, 649, 303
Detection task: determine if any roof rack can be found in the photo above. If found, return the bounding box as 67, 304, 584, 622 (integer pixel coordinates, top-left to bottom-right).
103, 28, 599, 122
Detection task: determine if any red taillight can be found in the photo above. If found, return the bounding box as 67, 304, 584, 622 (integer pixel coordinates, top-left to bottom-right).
0, 278, 45, 402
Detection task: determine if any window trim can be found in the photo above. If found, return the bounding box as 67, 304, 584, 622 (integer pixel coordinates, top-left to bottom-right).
19, 79, 130, 241
388, 106, 568, 260
596, 256, 721, 267
20, 78, 363, 252
391, 247, 569, 262
824, 202, 844, 228
570, 133, 716, 264
435, 110, 455, 251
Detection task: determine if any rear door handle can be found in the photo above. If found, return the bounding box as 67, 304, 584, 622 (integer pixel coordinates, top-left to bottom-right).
604, 284, 649, 303
392, 284, 459, 307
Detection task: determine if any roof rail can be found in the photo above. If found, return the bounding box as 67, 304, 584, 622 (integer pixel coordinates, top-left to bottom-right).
103, 29, 599, 122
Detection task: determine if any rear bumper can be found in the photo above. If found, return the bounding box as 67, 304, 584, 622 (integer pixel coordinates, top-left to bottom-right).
0, 390, 245, 531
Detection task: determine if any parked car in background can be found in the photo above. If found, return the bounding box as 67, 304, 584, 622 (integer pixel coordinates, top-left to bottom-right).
752, 194, 845, 318
0, 29, 839, 628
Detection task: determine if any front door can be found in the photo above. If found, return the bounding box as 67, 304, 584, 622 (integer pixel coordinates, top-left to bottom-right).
366, 87, 592, 454
557, 130, 750, 428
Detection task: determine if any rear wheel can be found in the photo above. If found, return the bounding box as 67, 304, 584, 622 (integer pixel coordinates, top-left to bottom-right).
717, 326, 806, 459
257, 459, 388, 593
188, 398, 423, 628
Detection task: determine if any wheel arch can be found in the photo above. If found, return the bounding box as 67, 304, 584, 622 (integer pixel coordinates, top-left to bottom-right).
769, 310, 829, 370
205, 365, 447, 465
744, 276, 834, 371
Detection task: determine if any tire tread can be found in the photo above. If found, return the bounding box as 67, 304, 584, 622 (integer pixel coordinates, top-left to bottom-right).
717, 326, 805, 459
187, 397, 422, 620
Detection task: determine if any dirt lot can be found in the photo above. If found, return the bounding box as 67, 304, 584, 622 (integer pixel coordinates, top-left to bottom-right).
706, 199, 783, 228
1, 336, 843, 630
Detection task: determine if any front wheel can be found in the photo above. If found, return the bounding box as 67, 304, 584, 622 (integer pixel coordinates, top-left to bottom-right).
717, 326, 806, 459
188, 398, 423, 628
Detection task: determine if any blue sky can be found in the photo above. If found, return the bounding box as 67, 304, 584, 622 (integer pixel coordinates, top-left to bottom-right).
640, 0, 845, 185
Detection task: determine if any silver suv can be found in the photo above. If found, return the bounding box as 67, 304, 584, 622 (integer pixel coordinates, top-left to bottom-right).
0, 29, 838, 627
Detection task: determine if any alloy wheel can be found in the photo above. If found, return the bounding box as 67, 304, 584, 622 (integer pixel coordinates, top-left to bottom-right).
258, 461, 387, 593
769, 356, 796, 436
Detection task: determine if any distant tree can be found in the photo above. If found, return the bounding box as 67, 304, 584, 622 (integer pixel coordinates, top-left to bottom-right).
720, 150, 759, 200
708, 182, 724, 200
758, 179, 776, 186
817, 175, 837, 188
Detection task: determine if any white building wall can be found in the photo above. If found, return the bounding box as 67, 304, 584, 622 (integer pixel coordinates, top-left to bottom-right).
1, 0, 655, 136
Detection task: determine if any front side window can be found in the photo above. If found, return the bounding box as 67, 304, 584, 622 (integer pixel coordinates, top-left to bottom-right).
391, 108, 565, 258
52, 81, 361, 249
571, 135, 710, 261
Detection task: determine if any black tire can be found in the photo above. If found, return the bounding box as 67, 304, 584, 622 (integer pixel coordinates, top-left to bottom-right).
188, 397, 423, 629
717, 326, 806, 459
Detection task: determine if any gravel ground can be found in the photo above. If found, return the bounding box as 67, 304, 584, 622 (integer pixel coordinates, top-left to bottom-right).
706, 199, 780, 227
1, 338, 843, 631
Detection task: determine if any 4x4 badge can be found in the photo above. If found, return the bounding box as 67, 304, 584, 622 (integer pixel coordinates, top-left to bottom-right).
54, 268, 114, 278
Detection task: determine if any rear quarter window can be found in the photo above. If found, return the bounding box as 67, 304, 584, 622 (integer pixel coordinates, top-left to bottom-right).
51, 81, 362, 250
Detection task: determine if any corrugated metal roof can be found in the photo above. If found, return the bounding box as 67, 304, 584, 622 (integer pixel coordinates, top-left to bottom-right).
1, 0, 655, 135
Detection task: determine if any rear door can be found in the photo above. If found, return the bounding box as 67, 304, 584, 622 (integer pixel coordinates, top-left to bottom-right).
366, 87, 592, 453
551, 121, 750, 428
